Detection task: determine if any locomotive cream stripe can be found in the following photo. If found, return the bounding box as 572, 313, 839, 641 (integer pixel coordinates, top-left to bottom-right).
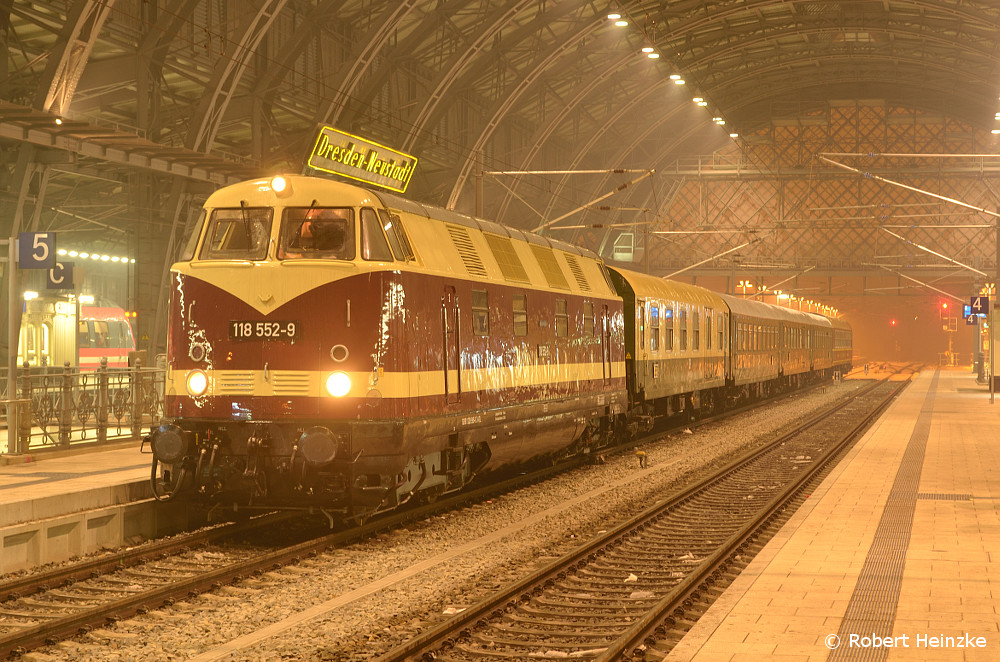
167, 362, 626, 399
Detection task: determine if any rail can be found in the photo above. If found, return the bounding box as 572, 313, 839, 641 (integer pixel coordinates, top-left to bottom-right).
0, 358, 165, 455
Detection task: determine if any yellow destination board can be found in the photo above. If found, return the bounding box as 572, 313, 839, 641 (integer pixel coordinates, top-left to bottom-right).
307, 126, 418, 193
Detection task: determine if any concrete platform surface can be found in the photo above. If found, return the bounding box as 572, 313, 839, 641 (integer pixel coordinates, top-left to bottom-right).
667, 368, 1000, 661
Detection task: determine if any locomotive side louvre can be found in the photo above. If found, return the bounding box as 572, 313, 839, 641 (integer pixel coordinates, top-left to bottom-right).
154, 175, 627, 517
606, 267, 728, 418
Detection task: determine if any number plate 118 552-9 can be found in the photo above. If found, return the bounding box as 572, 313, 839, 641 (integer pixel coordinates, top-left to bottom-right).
229, 320, 299, 341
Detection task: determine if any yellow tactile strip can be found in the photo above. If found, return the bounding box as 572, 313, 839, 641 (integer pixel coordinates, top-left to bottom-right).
827, 371, 938, 662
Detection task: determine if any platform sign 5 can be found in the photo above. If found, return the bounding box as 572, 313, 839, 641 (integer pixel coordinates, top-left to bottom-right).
18, 232, 56, 269
47, 261, 74, 289
970, 296, 990, 315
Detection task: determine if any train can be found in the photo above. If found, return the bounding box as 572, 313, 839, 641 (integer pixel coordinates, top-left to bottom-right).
17, 296, 136, 370
147, 174, 852, 521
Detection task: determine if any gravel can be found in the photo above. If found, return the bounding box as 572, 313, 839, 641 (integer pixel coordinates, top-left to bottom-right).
22, 380, 866, 662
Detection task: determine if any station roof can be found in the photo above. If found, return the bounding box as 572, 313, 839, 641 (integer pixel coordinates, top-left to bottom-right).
3, 1, 999, 321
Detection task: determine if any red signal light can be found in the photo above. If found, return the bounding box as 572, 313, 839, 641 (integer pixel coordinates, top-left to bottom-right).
890, 319, 897, 326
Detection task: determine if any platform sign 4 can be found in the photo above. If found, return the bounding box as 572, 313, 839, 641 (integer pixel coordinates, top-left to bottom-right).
970, 296, 990, 316
47, 261, 74, 289
18, 232, 56, 269
967, 313, 979, 326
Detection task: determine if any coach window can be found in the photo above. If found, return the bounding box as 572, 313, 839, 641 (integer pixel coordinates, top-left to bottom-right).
649, 306, 660, 351
706, 309, 713, 350
279, 207, 355, 260
639, 302, 646, 350
472, 290, 490, 336
583, 302, 595, 336
680, 308, 688, 350
719, 314, 725, 350
513, 294, 528, 337
361, 208, 394, 261
693, 310, 700, 350
665, 307, 674, 350
378, 210, 415, 261
201, 207, 273, 260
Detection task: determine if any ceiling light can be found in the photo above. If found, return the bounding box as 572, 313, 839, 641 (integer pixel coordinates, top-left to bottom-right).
647, 52, 659, 59
670, 74, 681, 80
54, 118, 62, 125
730, 133, 739, 138
992, 129, 1000, 134
608, 13, 621, 20
57, 249, 67, 256
698, 101, 708, 106
615, 20, 628, 26
642, 47, 654, 53
673, 79, 685, 85
693, 97, 703, 103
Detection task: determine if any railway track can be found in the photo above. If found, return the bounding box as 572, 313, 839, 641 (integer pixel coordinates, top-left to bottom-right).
375, 368, 914, 661
0, 374, 867, 659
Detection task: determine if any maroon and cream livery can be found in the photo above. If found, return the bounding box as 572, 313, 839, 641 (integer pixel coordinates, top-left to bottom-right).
150, 175, 627, 519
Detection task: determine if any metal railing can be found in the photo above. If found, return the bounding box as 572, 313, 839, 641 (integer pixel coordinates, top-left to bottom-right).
1, 358, 165, 455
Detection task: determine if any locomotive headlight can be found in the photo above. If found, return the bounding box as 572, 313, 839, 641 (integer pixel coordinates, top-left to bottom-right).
270, 175, 293, 198
186, 369, 209, 396
325, 371, 351, 397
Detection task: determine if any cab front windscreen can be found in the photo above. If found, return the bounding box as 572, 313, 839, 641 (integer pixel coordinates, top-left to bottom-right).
278, 207, 355, 260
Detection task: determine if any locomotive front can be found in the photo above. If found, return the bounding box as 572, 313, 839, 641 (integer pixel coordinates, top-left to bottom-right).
148, 175, 415, 519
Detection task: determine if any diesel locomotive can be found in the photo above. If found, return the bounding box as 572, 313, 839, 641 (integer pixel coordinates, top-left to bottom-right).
148, 174, 851, 521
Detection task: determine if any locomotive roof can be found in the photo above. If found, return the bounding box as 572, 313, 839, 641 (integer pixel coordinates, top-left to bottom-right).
372, 187, 598, 260
718, 293, 830, 327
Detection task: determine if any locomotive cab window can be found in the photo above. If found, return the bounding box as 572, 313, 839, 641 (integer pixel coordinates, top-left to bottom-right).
200, 207, 273, 260
179, 209, 206, 261
279, 207, 355, 260
378, 209, 415, 261
472, 290, 490, 336
361, 208, 394, 261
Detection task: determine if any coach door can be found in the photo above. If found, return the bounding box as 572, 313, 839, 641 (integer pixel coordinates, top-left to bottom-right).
600, 304, 612, 382
442, 286, 461, 404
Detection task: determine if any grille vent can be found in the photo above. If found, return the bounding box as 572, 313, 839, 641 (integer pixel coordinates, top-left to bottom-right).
563, 254, 590, 291
272, 371, 311, 396
531, 245, 570, 290
485, 234, 529, 283
216, 371, 254, 395
446, 225, 488, 277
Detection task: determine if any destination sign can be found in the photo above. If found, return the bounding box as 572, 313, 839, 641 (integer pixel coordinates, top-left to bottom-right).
307, 126, 418, 193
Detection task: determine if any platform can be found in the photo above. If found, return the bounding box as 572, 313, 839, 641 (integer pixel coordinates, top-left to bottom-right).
666, 368, 1000, 661
0, 441, 197, 574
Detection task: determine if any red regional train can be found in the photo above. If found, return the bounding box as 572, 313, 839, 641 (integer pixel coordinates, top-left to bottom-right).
18, 296, 136, 370
148, 175, 851, 521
